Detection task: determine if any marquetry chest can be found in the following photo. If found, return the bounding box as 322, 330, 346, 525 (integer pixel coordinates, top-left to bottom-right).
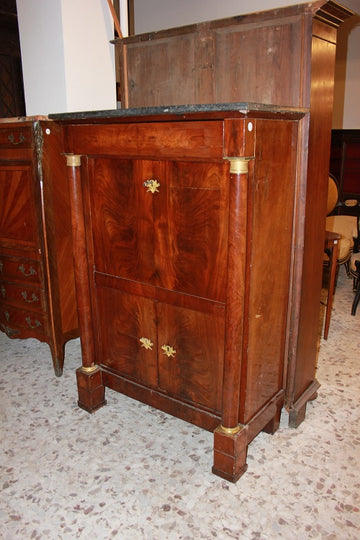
0, 119, 78, 375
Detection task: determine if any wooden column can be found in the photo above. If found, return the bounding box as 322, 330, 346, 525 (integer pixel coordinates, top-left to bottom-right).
212, 157, 249, 482
65, 154, 106, 413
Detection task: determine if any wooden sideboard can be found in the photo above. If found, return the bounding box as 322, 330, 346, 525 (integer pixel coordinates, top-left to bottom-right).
114, 1, 354, 427
55, 104, 306, 481
0, 119, 78, 375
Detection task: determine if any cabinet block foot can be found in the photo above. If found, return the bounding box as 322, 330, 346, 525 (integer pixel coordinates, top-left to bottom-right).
262, 405, 282, 434
288, 380, 320, 428
76, 367, 106, 413
212, 425, 248, 482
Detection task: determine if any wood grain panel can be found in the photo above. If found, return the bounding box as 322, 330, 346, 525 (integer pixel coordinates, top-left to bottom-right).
157, 302, 225, 413
161, 161, 229, 301
65, 122, 223, 160
89, 157, 229, 301
213, 19, 303, 106
0, 165, 39, 248
96, 285, 158, 388
241, 118, 298, 424
89, 157, 159, 284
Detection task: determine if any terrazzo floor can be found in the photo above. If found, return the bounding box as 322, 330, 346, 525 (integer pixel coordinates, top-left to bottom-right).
1, 268, 359, 540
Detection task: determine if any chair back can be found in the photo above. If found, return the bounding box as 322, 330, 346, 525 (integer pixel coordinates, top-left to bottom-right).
327, 174, 339, 215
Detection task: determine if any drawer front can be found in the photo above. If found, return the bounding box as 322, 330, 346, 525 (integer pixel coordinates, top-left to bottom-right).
0, 281, 45, 312
0, 127, 32, 148
66, 121, 224, 160
0, 256, 42, 285
0, 164, 40, 249
0, 304, 47, 335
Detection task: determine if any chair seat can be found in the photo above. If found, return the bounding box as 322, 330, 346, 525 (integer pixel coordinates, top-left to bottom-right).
325, 215, 358, 263
350, 252, 360, 274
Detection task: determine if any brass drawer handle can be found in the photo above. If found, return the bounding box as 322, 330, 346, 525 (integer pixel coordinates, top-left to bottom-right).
143, 179, 160, 194
25, 316, 42, 329
18, 264, 37, 277
1, 323, 19, 338
21, 291, 39, 303
1, 285, 5, 298
0, 261, 3, 272
140, 337, 154, 350
8, 132, 26, 145
4, 310, 10, 322
161, 344, 176, 358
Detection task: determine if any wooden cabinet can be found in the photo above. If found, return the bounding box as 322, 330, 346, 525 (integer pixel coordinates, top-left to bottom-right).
114, 1, 354, 428
58, 105, 305, 481
0, 119, 78, 375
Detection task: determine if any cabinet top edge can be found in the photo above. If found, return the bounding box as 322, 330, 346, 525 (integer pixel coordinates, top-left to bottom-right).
49, 103, 308, 124
0, 115, 48, 125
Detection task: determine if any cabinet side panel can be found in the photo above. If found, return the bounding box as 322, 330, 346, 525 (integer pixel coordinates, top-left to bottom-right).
42, 122, 78, 335
241, 119, 298, 424
291, 30, 337, 404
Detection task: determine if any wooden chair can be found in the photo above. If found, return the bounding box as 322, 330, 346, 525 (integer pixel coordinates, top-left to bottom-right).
323, 174, 359, 338
325, 174, 358, 275
350, 253, 360, 316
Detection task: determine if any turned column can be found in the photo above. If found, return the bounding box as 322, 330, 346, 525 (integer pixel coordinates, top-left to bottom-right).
65, 154, 106, 412
212, 156, 250, 482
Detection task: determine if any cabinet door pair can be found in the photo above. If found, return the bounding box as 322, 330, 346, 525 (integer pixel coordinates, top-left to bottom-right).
84, 156, 229, 413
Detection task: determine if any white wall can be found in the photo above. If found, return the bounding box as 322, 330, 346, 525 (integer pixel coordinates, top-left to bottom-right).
16, 0, 67, 115
17, 0, 117, 115
340, 18, 360, 128
133, 0, 359, 34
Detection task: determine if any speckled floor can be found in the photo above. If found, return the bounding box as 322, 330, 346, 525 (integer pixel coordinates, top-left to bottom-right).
1, 267, 359, 540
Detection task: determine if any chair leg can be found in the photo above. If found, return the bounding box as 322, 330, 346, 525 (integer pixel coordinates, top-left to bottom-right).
351, 287, 360, 316
351, 261, 360, 316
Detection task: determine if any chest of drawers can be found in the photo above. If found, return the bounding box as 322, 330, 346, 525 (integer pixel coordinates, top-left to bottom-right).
59, 104, 306, 481
0, 119, 78, 375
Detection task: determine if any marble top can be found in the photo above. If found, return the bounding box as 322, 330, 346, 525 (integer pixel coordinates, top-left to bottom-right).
49, 102, 307, 121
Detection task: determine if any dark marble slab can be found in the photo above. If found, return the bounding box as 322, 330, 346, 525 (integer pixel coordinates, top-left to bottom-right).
49, 102, 307, 122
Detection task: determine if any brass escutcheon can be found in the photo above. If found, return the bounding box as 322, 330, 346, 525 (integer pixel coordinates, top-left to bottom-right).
140, 337, 154, 350
161, 344, 176, 358
143, 179, 160, 194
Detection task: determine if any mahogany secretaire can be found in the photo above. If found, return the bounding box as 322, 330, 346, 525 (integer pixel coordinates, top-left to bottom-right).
54, 103, 306, 481
0, 119, 78, 375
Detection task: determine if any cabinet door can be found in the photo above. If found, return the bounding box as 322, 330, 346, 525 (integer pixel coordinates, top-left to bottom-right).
157, 302, 225, 413
96, 285, 158, 388
162, 161, 228, 302
88, 158, 164, 285
0, 165, 39, 249
88, 158, 228, 301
